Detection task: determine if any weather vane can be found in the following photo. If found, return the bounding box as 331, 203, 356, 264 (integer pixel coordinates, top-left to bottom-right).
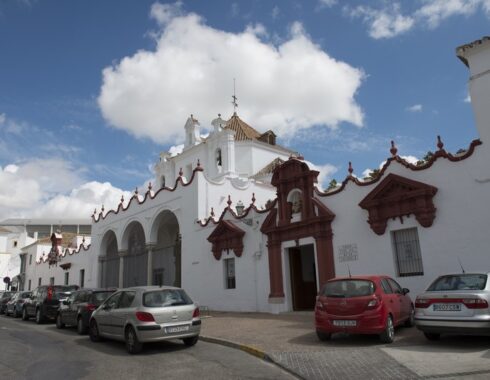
232, 78, 238, 113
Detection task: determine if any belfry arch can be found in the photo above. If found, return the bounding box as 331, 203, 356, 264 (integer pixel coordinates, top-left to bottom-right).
149, 210, 181, 287
100, 230, 119, 287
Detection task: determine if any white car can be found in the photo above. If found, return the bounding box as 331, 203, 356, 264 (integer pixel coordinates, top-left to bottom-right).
414, 273, 490, 340
89, 286, 201, 354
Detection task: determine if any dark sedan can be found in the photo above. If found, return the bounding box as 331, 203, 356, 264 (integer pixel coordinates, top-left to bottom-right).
0, 291, 14, 314
57, 288, 116, 334
6, 291, 31, 317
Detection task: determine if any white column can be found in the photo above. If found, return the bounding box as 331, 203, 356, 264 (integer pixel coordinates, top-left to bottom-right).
147, 245, 154, 286
118, 251, 126, 288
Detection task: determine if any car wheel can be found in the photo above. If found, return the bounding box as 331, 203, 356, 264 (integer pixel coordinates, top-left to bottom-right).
35, 308, 44, 324
316, 330, 332, 341
56, 313, 65, 329
125, 326, 143, 354
22, 307, 29, 321
379, 315, 395, 343
183, 335, 199, 347
77, 317, 87, 335
424, 332, 441, 341
89, 320, 102, 342
404, 306, 415, 327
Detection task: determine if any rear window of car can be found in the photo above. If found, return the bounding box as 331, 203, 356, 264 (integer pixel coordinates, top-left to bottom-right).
321, 280, 375, 298
427, 274, 488, 291
143, 289, 193, 307
92, 291, 114, 305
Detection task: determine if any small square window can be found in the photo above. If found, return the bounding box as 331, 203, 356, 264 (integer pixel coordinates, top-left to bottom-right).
13, 241, 18, 248
391, 228, 424, 277
224, 258, 236, 289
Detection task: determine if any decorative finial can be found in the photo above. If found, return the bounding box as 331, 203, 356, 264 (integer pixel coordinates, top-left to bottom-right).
232, 78, 238, 114
197, 159, 201, 168
93, 208, 97, 216
148, 182, 152, 191
179, 168, 183, 177
218, 113, 221, 117
348, 161, 354, 175
101, 205, 105, 213
437, 135, 444, 150
82, 236, 86, 243
390, 140, 398, 156
120, 195, 124, 204
227, 195, 232, 207
296, 154, 304, 160
210, 207, 215, 217
251, 193, 256, 204
134, 187, 139, 195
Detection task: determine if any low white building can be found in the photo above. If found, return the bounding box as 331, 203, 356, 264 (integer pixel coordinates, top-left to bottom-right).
22, 36, 490, 313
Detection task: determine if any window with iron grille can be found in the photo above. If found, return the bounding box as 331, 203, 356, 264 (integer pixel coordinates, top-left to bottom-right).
38, 277, 42, 286
64, 272, 69, 285
28, 280, 31, 291
391, 228, 424, 277
80, 269, 85, 288
224, 258, 236, 289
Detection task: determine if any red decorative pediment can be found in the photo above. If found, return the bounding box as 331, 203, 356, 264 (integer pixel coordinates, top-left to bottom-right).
207, 220, 245, 260
359, 173, 438, 235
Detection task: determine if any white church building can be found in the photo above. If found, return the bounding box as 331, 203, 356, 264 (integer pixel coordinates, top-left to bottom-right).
22, 36, 490, 313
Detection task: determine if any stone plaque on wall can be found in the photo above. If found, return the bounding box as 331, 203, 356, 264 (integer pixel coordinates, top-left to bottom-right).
338, 244, 359, 262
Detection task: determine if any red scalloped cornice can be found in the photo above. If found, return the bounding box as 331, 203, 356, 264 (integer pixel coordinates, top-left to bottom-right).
359, 173, 438, 235
93, 163, 204, 223
316, 139, 482, 197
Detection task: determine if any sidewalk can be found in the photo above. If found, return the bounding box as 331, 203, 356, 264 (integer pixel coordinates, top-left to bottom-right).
200, 311, 490, 380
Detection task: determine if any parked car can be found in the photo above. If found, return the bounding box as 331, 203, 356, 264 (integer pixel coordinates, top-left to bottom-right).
89, 286, 201, 354
315, 275, 414, 343
22, 285, 79, 324
57, 288, 117, 334
6, 291, 31, 318
414, 272, 490, 340
0, 291, 14, 314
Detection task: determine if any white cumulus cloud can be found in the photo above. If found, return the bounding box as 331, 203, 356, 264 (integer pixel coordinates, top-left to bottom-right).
98, 3, 364, 144
406, 104, 423, 112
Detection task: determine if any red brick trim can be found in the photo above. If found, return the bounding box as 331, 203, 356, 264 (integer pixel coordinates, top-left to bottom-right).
359, 173, 438, 235
207, 220, 245, 260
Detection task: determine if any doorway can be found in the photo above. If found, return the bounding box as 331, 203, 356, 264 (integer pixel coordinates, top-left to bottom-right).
288, 244, 317, 310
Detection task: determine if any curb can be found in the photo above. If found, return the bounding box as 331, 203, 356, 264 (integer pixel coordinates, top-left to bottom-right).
200, 335, 304, 380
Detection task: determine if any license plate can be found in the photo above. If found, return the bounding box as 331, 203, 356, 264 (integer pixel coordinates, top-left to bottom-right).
166, 325, 190, 333
433, 303, 462, 311
333, 320, 357, 327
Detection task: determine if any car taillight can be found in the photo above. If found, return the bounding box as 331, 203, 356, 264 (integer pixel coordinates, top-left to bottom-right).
415, 298, 430, 308
135, 312, 155, 322
462, 298, 489, 309
86, 304, 96, 312
367, 299, 378, 309
192, 307, 200, 318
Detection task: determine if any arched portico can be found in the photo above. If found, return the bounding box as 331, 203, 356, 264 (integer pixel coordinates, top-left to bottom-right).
149, 210, 181, 287
100, 230, 119, 287
121, 221, 147, 287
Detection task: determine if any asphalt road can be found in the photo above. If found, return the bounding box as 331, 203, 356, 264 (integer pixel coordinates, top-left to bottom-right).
0, 315, 297, 380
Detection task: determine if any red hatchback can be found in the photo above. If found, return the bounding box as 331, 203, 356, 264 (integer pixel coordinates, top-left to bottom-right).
315, 275, 414, 343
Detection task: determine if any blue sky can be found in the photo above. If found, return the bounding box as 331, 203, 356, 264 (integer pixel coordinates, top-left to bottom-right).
0, 0, 488, 219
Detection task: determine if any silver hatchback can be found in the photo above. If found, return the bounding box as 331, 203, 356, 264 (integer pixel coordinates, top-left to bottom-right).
414, 273, 490, 340
89, 286, 201, 354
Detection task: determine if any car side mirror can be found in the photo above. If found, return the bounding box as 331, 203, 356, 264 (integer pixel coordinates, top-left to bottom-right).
402, 288, 410, 295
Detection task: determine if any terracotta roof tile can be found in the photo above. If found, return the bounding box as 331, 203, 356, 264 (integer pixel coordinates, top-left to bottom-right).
225, 113, 262, 141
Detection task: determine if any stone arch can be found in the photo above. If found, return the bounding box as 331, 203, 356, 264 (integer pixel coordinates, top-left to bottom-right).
121, 221, 147, 287
149, 210, 181, 287
100, 229, 119, 287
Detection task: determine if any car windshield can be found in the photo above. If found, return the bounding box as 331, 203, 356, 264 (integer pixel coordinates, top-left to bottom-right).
143, 289, 193, 307
321, 280, 375, 298
427, 274, 488, 291
92, 292, 113, 305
